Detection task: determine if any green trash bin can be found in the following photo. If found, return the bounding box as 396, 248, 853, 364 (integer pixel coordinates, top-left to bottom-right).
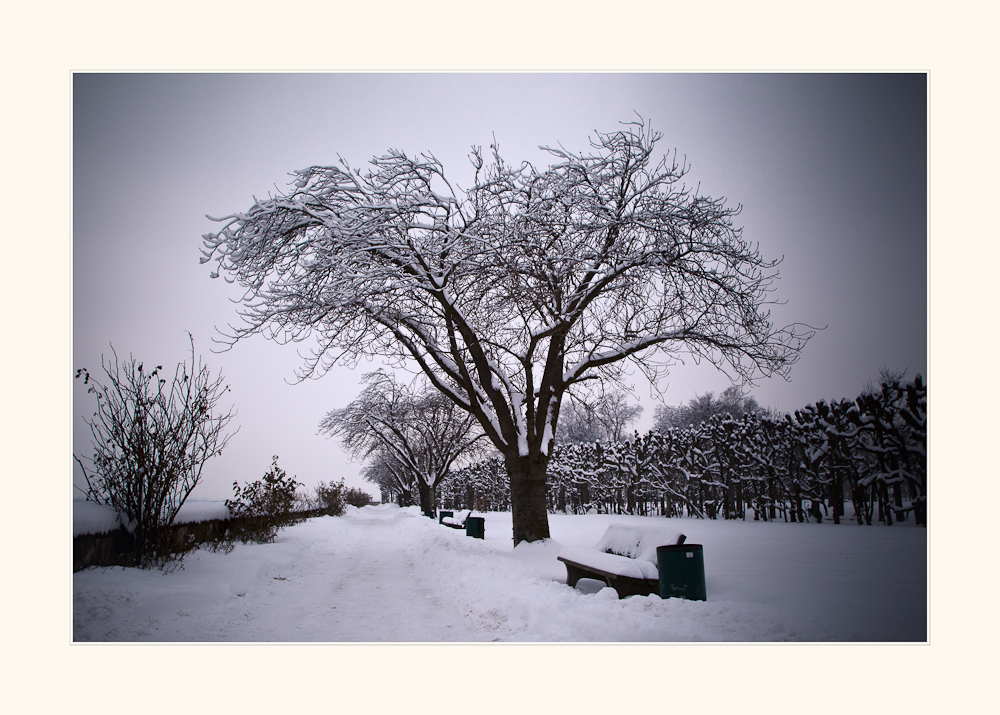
656, 544, 706, 601
465, 516, 485, 539
439, 510, 453, 525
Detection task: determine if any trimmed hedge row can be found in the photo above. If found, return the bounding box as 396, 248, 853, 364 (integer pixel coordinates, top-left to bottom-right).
441, 375, 926, 526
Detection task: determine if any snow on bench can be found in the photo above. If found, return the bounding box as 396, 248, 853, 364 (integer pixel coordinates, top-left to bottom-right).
558, 523, 686, 598
441, 510, 472, 528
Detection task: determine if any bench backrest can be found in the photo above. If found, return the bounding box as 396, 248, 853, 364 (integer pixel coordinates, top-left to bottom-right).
596, 524, 686, 564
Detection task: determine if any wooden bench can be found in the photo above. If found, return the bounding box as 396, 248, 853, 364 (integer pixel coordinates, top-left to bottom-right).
440, 509, 472, 529
557, 524, 686, 599
439, 510, 485, 539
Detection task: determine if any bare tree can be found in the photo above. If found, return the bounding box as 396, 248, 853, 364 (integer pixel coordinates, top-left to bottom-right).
318, 371, 485, 514
555, 400, 606, 445
557, 389, 642, 444
203, 119, 813, 544
74, 335, 237, 565
654, 386, 770, 432
594, 390, 644, 443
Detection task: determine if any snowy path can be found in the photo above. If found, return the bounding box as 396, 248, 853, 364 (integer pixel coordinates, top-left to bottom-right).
74, 507, 491, 641
211, 510, 488, 641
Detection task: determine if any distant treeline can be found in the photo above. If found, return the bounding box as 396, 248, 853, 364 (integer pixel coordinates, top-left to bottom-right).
439, 374, 926, 526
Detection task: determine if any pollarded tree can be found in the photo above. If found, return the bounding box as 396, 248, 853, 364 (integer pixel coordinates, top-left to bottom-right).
318, 371, 485, 514
202, 119, 813, 544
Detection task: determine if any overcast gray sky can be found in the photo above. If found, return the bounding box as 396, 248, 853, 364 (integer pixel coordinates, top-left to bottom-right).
73, 73, 926, 500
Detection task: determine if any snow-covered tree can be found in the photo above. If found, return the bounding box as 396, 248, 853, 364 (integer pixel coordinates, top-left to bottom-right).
440, 453, 510, 512
318, 371, 485, 514
202, 119, 812, 544
536, 372, 927, 527
360, 448, 416, 506
597, 392, 644, 443
851, 371, 926, 526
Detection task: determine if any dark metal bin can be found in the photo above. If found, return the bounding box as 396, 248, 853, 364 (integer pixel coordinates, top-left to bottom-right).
465, 516, 485, 539
438, 510, 453, 525
656, 544, 706, 601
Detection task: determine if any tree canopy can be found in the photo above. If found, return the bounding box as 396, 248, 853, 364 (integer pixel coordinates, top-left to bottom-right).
203, 119, 813, 543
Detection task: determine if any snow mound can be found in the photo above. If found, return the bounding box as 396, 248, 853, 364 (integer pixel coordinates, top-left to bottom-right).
511, 537, 564, 562
73, 501, 122, 537
575, 577, 610, 595
593, 585, 620, 601
510, 538, 568, 581
74, 500, 230, 536
341, 503, 420, 525
174, 501, 230, 524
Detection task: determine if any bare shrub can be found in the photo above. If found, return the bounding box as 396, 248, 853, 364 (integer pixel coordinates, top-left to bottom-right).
344, 487, 373, 508
74, 334, 237, 568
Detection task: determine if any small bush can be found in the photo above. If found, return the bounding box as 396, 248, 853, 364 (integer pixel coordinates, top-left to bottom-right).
315, 480, 346, 516
221, 456, 302, 546
344, 487, 373, 508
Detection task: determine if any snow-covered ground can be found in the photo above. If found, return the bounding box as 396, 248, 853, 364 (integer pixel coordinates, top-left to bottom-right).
73, 504, 926, 642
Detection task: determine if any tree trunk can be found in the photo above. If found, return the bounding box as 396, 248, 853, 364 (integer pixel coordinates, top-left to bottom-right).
506, 452, 551, 545
830, 471, 843, 525
416, 480, 435, 515
397, 488, 413, 507
768, 484, 776, 521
